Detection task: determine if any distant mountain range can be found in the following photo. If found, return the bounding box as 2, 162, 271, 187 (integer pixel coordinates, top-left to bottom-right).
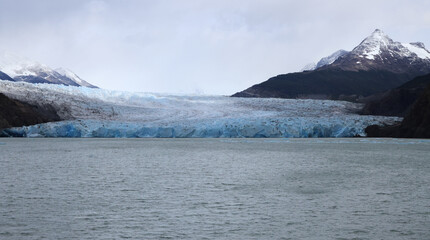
0, 51, 97, 88
233, 29, 430, 101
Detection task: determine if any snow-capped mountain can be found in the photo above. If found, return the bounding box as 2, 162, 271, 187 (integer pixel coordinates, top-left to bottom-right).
302, 29, 430, 74
233, 29, 430, 100
302, 49, 348, 71
0, 51, 97, 88
328, 29, 430, 75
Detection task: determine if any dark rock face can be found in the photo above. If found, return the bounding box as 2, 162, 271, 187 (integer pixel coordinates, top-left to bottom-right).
365, 83, 430, 138
232, 69, 410, 101
361, 73, 430, 116
365, 124, 402, 138
397, 84, 430, 138
0, 93, 61, 130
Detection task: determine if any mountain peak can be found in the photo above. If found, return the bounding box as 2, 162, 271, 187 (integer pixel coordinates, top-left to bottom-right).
371, 28, 384, 36
366, 29, 389, 40
0, 51, 97, 88
351, 29, 430, 61
235, 29, 430, 101
353, 29, 394, 60
325, 29, 430, 74
371, 29, 391, 42
367, 29, 392, 41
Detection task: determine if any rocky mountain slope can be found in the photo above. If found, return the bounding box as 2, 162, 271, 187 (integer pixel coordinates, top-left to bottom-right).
0, 51, 97, 88
361, 73, 430, 116
365, 82, 430, 138
0, 92, 60, 130
233, 30, 430, 101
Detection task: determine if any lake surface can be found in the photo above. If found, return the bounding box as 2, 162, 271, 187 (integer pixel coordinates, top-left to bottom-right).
0, 138, 429, 239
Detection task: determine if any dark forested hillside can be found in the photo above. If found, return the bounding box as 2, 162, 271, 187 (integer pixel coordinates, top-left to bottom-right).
0, 93, 60, 130
232, 69, 410, 101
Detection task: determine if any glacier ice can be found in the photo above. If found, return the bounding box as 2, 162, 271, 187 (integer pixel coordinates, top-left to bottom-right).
0, 80, 401, 138
1, 117, 397, 138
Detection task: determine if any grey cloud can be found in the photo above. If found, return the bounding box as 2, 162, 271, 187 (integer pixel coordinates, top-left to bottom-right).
0, 0, 429, 94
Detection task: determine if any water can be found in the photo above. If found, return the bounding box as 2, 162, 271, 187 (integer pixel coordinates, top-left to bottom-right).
0, 138, 429, 239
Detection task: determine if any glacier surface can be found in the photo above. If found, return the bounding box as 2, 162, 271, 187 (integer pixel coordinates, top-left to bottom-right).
0, 80, 401, 138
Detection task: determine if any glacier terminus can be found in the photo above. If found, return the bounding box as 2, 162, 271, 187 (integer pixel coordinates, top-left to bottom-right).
0, 81, 400, 138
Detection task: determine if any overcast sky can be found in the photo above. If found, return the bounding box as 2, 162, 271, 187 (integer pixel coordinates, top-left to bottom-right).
1, 0, 429, 94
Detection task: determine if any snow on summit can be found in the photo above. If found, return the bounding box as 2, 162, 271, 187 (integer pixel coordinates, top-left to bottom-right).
352, 29, 430, 60
0, 51, 97, 88
357, 29, 389, 60
302, 29, 430, 72
55, 68, 96, 88
402, 42, 430, 59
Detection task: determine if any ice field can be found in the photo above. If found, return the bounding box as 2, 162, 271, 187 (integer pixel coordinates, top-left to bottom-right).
0, 81, 401, 138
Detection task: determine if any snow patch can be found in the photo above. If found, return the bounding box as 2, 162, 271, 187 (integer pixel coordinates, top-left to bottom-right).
55, 68, 95, 88
351, 29, 430, 62
302, 50, 348, 71
301, 63, 316, 71
402, 43, 430, 59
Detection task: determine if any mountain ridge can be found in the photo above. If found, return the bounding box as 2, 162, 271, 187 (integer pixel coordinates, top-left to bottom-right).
326, 29, 430, 75
302, 49, 348, 71
233, 29, 430, 101
0, 51, 97, 88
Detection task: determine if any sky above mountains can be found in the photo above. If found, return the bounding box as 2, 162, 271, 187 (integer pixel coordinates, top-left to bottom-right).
0, 0, 429, 94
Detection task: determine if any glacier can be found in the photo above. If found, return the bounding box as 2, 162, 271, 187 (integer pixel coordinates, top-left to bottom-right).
0, 80, 401, 138
1, 118, 398, 138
